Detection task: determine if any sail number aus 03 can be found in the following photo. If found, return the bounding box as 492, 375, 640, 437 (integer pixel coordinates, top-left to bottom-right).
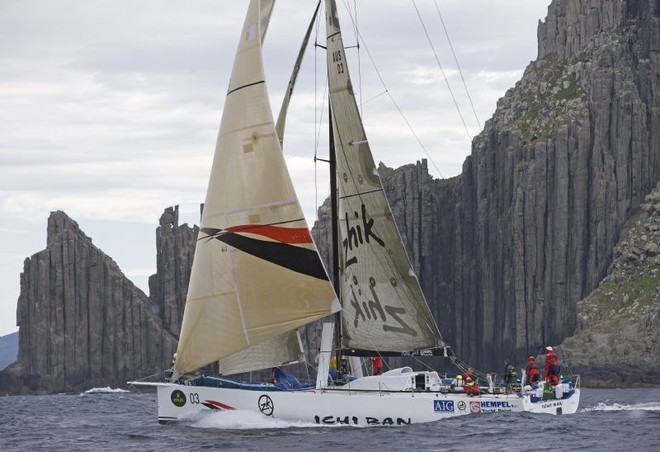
332, 50, 344, 74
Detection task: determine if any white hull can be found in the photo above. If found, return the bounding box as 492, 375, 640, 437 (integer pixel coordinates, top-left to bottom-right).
520, 381, 581, 415
131, 381, 522, 426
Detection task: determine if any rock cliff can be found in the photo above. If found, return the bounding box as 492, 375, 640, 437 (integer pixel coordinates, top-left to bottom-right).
314, 0, 660, 374
454, 0, 660, 368
148, 205, 199, 338
557, 183, 660, 385
0, 210, 191, 394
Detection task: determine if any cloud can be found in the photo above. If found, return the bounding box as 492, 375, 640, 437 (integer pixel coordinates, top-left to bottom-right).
0, 0, 550, 336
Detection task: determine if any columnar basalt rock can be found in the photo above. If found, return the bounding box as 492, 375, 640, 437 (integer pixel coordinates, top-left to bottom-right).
457, 0, 660, 368
557, 183, 660, 385
1, 211, 178, 393
148, 205, 199, 338
314, 0, 660, 373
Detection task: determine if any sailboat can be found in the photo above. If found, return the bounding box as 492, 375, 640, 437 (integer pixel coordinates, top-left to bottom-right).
130, 0, 579, 424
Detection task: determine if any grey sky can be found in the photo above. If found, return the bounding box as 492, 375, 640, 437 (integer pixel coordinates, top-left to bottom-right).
0, 0, 550, 336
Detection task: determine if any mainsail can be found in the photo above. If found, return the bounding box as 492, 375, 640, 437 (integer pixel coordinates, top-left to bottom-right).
174, 0, 339, 376
325, 0, 445, 354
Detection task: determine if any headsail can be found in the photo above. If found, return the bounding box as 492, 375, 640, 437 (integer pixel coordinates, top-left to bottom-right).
216, 329, 304, 376
174, 0, 339, 377
325, 0, 445, 354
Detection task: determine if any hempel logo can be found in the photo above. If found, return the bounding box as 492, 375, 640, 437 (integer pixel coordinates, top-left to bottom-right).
171, 389, 187, 407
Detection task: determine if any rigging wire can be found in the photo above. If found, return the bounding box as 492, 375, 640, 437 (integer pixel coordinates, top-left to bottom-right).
449, 354, 492, 382
433, 0, 481, 130
411, 0, 473, 143
341, 4, 444, 179
342, 0, 363, 115
313, 4, 327, 221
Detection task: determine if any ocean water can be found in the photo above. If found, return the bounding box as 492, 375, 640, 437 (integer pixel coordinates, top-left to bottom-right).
0, 387, 658, 451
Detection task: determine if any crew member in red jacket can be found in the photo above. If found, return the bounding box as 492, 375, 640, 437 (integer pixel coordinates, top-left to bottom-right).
526, 355, 540, 385
372, 356, 383, 375
544, 346, 560, 386
464, 374, 480, 396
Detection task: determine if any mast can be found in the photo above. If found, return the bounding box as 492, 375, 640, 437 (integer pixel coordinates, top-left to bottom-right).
329, 106, 343, 380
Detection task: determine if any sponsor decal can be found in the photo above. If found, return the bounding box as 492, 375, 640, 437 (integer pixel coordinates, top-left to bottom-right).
433, 400, 455, 412
343, 203, 416, 337
469, 401, 481, 414
541, 400, 564, 409
479, 400, 514, 413
480, 401, 513, 408
170, 390, 186, 407
457, 401, 467, 411
201, 225, 328, 281
202, 400, 236, 411
343, 203, 385, 268
258, 394, 274, 416
314, 415, 411, 426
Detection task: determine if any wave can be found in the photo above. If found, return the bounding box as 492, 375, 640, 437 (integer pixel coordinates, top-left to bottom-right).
582, 402, 660, 412
188, 410, 349, 430
81, 387, 130, 395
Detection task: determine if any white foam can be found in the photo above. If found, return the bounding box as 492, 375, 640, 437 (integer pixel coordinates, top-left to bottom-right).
188, 410, 347, 430
81, 387, 130, 395
582, 401, 660, 412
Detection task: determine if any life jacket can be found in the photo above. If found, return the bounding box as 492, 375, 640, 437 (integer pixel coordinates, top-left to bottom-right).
543, 382, 554, 400
464, 377, 479, 395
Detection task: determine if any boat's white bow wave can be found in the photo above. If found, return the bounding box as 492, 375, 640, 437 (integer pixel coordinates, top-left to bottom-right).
582, 401, 660, 412
187, 409, 356, 430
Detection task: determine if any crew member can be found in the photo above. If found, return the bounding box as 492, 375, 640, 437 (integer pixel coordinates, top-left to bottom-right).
544, 346, 560, 386
504, 359, 518, 386
451, 374, 464, 392
526, 355, 540, 385
371, 356, 383, 376
464, 374, 480, 396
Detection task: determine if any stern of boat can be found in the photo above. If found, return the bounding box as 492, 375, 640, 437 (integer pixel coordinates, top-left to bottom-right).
521, 375, 581, 415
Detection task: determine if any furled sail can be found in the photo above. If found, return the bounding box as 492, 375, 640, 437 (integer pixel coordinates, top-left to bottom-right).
325, 0, 445, 353
174, 0, 339, 377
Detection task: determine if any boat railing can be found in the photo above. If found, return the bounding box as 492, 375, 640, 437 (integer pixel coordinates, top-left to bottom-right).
573, 374, 581, 388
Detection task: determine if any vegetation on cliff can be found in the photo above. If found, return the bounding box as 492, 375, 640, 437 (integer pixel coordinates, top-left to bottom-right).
559, 185, 660, 386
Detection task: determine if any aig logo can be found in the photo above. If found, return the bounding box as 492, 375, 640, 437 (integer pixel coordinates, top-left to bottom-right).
433, 400, 455, 412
